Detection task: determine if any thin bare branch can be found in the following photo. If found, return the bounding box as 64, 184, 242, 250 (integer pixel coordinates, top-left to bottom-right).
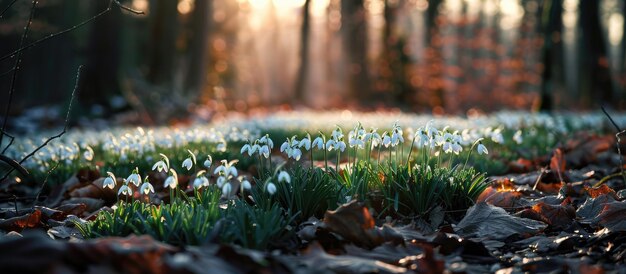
0, 0, 18, 19
0, 68, 15, 78
0, 0, 145, 63
0, 65, 82, 181
602, 106, 622, 132
35, 161, 59, 205
114, 0, 145, 15
1, 128, 15, 154
0, 0, 36, 149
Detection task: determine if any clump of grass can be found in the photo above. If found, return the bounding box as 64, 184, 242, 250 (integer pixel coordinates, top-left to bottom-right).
376, 164, 488, 218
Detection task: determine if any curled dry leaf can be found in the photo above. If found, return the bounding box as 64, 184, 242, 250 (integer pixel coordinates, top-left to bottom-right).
0, 210, 42, 232
577, 194, 617, 223
323, 200, 403, 249
516, 202, 575, 229
584, 184, 617, 199
455, 202, 547, 240
63, 197, 104, 213
478, 190, 529, 209
299, 242, 408, 274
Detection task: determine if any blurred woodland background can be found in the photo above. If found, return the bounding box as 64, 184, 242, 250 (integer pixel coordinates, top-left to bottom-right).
0, 0, 625, 124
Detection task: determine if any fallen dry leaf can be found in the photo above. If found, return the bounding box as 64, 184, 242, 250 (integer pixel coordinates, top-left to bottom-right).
323, 200, 403, 248
516, 202, 575, 229
299, 242, 408, 273
0, 210, 42, 232
455, 202, 547, 240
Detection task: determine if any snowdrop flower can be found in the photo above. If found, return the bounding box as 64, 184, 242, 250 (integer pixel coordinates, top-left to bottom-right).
193, 173, 209, 189
335, 140, 346, 152
164, 168, 179, 189
103, 171, 116, 189
299, 134, 311, 150
259, 145, 270, 158
222, 182, 232, 196
452, 143, 463, 155
140, 177, 155, 195
152, 153, 170, 172
331, 127, 344, 140
216, 139, 227, 152
368, 129, 382, 148
477, 143, 488, 155
241, 143, 252, 155
382, 132, 391, 148
214, 159, 238, 177
240, 177, 251, 190
491, 128, 504, 144
182, 158, 193, 170
259, 134, 274, 149
126, 168, 141, 187
83, 146, 94, 161
278, 171, 291, 184
118, 183, 132, 197
513, 130, 523, 145
312, 136, 325, 150
203, 155, 212, 169
266, 182, 277, 195
391, 123, 404, 146
182, 149, 196, 171
280, 140, 290, 153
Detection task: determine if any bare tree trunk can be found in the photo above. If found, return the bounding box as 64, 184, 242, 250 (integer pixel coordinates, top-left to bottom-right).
147, 0, 179, 86
579, 0, 613, 108
537, 0, 563, 112
425, 0, 442, 44
293, 0, 311, 105
341, 0, 369, 103
184, 0, 212, 95
381, 0, 410, 108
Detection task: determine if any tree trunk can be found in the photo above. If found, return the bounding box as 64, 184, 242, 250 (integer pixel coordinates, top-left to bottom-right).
293, 0, 311, 105
341, 0, 369, 103
147, 0, 179, 86
579, 0, 613, 108
537, 0, 563, 112
184, 0, 212, 95
425, 0, 442, 44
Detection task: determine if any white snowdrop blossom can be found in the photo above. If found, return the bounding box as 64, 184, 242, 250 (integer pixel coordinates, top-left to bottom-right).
348, 124, 366, 149
490, 128, 504, 144
241, 178, 251, 190
216, 176, 228, 188
118, 183, 132, 196
83, 146, 94, 161
222, 182, 232, 196
164, 168, 179, 189
477, 143, 488, 155
299, 134, 312, 150
193, 176, 209, 189
281, 136, 303, 160
126, 169, 141, 187
312, 136, 325, 150
182, 158, 193, 170
214, 159, 238, 177
266, 182, 277, 195
513, 130, 523, 145
140, 178, 155, 195
203, 155, 213, 168
382, 132, 392, 148
103, 171, 116, 189
278, 171, 291, 184
152, 160, 167, 172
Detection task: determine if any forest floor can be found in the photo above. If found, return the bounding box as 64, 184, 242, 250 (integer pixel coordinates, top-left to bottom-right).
0, 111, 625, 274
